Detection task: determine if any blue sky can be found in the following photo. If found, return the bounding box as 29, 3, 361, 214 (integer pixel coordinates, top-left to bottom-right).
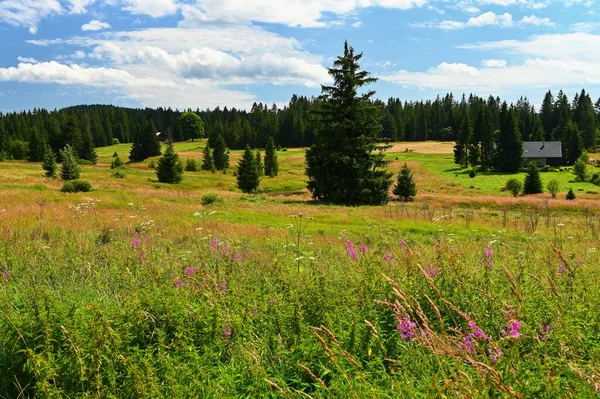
1, 0, 599, 112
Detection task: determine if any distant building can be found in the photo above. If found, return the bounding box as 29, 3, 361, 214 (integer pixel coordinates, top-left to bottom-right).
523, 141, 562, 167
156, 132, 169, 142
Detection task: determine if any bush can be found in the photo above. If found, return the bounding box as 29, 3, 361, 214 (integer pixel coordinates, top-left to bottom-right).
111, 154, 124, 169
547, 179, 560, 199
469, 169, 477, 178
201, 193, 223, 207
10, 140, 29, 160
541, 165, 553, 173
566, 188, 576, 200
505, 178, 522, 198
61, 180, 92, 193
185, 158, 199, 172
112, 138, 120, 145
573, 159, 588, 182
113, 170, 126, 179
148, 160, 156, 169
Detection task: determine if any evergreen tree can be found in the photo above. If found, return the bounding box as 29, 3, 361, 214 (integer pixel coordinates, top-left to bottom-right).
523, 162, 543, 194
237, 145, 260, 193
179, 112, 204, 141
213, 134, 229, 171
255, 149, 264, 176
264, 136, 279, 177
28, 127, 46, 162
392, 163, 417, 201
42, 145, 57, 178
566, 187, 576, 200
155, 143, 183, 184
563, 121, 584, 164
59, 144, 80, 181
129, 120, 162, 162
475, 105, 494, 170
79, 128, 98, 164
111, 153, 124, 169
0, 121, 7, 157
573, 159, 587, 181
185, 158, 199, 172
201, 145, 216, 172
494, 103, 523, 173
540, 90, 556, 140
305, 41, 392, 205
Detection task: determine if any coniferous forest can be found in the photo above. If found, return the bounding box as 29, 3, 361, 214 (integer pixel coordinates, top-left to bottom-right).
0, 90, 599, 166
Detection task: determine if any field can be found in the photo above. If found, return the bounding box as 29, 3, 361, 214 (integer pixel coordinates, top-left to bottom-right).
1, 141, 600, 398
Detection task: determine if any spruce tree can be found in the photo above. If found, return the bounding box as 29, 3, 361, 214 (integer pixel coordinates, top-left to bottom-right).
305, 41, 392, 205
213, 135, 229, 171
28, 127, 46, 162
129, 120, 162, 162
155, 143, 183, 184
42, 145, 57, 178
564, 121, 584, 165
523, 162, 543, 195
201, 145, 216, 172
393, 163, 417, 201
494, 103, 523, 173
79, 129, 98, 164
237, 146, 260, 193
264, 136, 279, 177
255, 150, 264, 176
566, 188, 576, 200
59, 144, 80, 181
111, 153, 124, 169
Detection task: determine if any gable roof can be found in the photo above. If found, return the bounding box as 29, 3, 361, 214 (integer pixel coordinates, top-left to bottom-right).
523, 141, 562, 159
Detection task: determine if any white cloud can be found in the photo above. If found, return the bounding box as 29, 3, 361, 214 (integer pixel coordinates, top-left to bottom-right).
482, 58, 507, 67
121, 0, 178, 17
0, 0, 62, 34
82, 19, 111, 31
571, 21, 600, 32
68, 0, 96, 14
382, 33, 600, 94
181, 0, 427, 28
414, 11, 514, 29
17, 56, 38, 63
520, 14, 555, 26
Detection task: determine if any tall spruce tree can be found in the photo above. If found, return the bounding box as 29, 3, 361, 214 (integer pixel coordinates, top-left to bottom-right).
59, 144, 80, 181
28, 127, 46, 162
155, 143, 183, 184
494, 103, 523, 173
563, 121, 584, 164
201, 145, 216, 172
392, 163, 417, 201
79, 129, 98, 164
255, 149, 264, 176
237, 145, 260, 193
264, 136, 279, 177
129, 120, 162, 162
213, 134, 229, 171
305, 41, 392, 205
523, 162, 544, 194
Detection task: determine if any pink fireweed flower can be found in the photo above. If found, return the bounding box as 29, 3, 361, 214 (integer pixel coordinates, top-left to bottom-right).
145, 236, 151, 244
186, 267, 197, 276
484, 246, 494, 258
209, 237, 219, 251
359, 244, 368, 253
397, 317, 418, 342
347, 248, 359, 260
488, 348, 503, 364
345, 240, 355, 250
558, 265, 567, 276
132, 236, 142, 248
218, 282, 228, 292
398, 238, 407, 246
173, 280, 184, 288
223, 327, 232, 337
2, 271, 8, 280
424, 267, 439, 278
232, 253, 242, 262
383, 251, 395, 264
502, 320, 522, 338
468, 321, 489, 341
539, 324, 555, 341
222, 243, 230, 251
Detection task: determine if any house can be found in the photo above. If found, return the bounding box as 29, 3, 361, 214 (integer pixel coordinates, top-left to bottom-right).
156, 131, 170, 142
523, 141, 562, 167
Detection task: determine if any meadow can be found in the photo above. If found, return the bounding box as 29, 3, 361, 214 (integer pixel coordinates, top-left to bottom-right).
1, 141, 600, 398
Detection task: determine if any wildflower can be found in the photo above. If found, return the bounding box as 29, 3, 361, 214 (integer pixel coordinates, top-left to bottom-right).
347, 247, 359, 260
424, 267, 439, 278
209, 237, 219, 251
2, 271, 8, 280
251, 308, 258, 315
539, 324, 555, 342
383, 251, 394, 263
145, 236, 151, 244
173, 280, 184, 288
558, 265, 567, 276
468, 321, 489, 341
398, 238, 407, 246
359, 244, 368, 253
218, 282, 228, 292
186, 267, 197, 276
488, 348, 503, 364
502, 320, 522, 338
232, 253, 242, 262
223, 327, 232, 337
464, 335, 474, 352
345, 240, 355, 250
484, 246, 494, 259
397, 317, 417, 342
222, 243, 230, 251
132, 236, 142, 248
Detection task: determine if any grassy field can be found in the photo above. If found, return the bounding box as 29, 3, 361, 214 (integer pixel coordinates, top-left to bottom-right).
1, 141, 600, 397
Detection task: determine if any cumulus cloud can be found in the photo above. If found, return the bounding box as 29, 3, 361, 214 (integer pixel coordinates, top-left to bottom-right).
413, 11, 514, 29
482, 58, 507, 67
82, 20, 111, 31
68, 0, 96, 14
0, 0, 61, 34
520, 15, 555, 27
121, 0, 179, 17
17, 56, 38, 63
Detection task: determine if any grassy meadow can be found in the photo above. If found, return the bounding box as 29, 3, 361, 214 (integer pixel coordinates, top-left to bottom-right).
1, 141, 600, 397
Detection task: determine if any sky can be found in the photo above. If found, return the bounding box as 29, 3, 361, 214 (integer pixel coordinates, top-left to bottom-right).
0, 0, 599, 113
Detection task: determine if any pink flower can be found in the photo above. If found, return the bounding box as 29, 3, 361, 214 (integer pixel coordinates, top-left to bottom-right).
223, 327, 232, 337
424, 267, 439, 278
488, 348, 503, 364
558, 265, 567, 276
186, 267, 197, 276
484, 246, 494, 258
398, 239, 407, 246
345, 240, 355, 250
232, 253, 242, 262
359, 244, 368, 253
145, 236, 151, 244
222, 243, 230, 251
173, 280, 184, 288
397, 317, 418, 342
2, 271, 8, 280
383, 251, 395, 264
209, 237, 219, 251
132, 236, 142, 248
347, 248, 359, 260
502, 320, 522, 338
218, 282, 228, 292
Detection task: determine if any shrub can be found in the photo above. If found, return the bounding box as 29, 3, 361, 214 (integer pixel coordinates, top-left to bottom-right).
541, 165, 552, 173
10, 140, 29, 160
113, 170, 126, 179
469, 169, 477, 178
523, 162, 543, 195
111, 154, 124, 169
566, 187, 576, 200
573, 159, 588, 182
201, 193, 223, 206
61, 180, 92, 193
185, 158, 199, 172
505, 178, 522, 198
547, 179, 560, 199
148, 160, 156, 169
112, 138, 120, 145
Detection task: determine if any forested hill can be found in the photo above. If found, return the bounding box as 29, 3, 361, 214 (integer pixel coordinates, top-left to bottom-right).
0, 90, 599, 163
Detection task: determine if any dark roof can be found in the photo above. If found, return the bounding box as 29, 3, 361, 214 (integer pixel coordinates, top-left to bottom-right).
523, 141, 562, 159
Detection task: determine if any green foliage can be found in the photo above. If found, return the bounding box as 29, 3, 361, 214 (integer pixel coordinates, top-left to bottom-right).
59, 144, 80, 181
494, 103, 523, 173
155, 143, 183, 184
573, 159, 588, 181
10, 140, 29, 160
201, 193, 223, 206
566, 187, 576, 200
201, 145, 216, 172
469, 169, 477, 178
111, 153, 124, 169
60, 179, 92, 192
237, 145, 260, 193
564, 121, 584, 165
505, 178, 522, 197
130, 120, 162, 162
264, 136, 279, 177
306, 41, 392, 205
213, 135, 229, 171
547, 179, 560, 198
112, 169, 126, 179
179, 112, 205, 141
28, 127, 46, 162
255, 150, 264, 177
393, 163, 417, 201
185, 158, 199, 172
79, 128, 98, 164
42, 145, 57, 178
112, 138, 120, 145
523, 162, 544, 195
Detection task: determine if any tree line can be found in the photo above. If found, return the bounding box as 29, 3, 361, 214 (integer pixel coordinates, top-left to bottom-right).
1, 89, 598, 164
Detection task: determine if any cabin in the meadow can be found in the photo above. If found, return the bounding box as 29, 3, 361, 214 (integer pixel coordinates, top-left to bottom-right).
523, 141, 562, 167
156, 131, 169, 142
